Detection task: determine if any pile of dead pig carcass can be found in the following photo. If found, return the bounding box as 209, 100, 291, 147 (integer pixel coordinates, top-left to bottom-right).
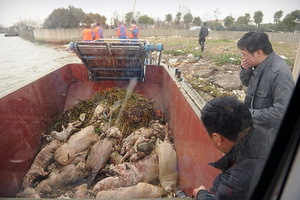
17, 88, 178, 199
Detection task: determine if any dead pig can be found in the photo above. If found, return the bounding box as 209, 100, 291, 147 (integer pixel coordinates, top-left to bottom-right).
92, 152, 159, 194
54, 125, 98, 165
155, 125, 178, 193
96, 182, 164, 199
16, 187, 40, 198
43, 120, 82, 142
90, 102, 108, 123
73, 184, 90, 199
22, 140, 60, 188
35, 162, 89, 194
86, 126, 122, 183
119, 126, 159, 162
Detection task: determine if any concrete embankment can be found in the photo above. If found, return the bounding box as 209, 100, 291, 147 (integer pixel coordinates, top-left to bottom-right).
18, 28, 300, 44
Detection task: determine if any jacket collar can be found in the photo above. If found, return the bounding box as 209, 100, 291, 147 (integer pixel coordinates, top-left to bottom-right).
253, 52, 275, 75
209, 130, 254, 172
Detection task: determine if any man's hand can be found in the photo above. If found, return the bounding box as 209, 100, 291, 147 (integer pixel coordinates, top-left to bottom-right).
241, 59, 252, 70
193, 185, 206, 198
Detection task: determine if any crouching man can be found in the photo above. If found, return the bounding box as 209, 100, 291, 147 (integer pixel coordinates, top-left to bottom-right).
193, 96, 272, 200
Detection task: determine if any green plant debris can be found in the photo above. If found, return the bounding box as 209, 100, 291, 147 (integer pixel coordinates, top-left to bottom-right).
187, 77, 234, 100
146, 37, 296, 67
50, 88, 156, 137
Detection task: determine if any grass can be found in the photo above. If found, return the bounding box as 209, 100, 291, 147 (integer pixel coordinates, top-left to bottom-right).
146, 36, 297, 67
146, 36, 297, 100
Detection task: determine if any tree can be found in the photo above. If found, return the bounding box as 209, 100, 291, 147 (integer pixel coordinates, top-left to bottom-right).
82, 14, 94, 26
125, 11, 141, 25
83, 13, 106, 26
237, 13, 251, 25
175, 12, 182, 25
14, 19, 41, 29
291, 10, 300, 23
68, 5, 86, 28
165, 14, 172, 23
111, 11, 120, 28
193, 17, 202, 26
208, 21, 225, 31
183, 12, 193, 29
281, 10, 300, 32
138, 15, 154, 28
245, 13, 251, 24
274, 10, 283, 24
224, 16, 235, 29
43, 5, 85, 28
253, 10, 263, 26
125, 12, 133, 25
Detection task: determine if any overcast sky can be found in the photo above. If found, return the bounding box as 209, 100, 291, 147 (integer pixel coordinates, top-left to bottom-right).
0, 0, 299, 27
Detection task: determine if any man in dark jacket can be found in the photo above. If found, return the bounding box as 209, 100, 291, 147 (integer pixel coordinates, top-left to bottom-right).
193, 96, 272, 200
238, 32, 294, 137
199, 22, 209, 52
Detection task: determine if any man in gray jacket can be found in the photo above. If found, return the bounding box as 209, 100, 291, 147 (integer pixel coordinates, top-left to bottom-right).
238, 32, 294, 137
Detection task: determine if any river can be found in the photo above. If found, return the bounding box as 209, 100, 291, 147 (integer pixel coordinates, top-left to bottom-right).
0, 34, 80, 98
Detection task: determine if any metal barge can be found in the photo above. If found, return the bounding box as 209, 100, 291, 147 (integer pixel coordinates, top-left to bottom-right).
0, 39, 223, 197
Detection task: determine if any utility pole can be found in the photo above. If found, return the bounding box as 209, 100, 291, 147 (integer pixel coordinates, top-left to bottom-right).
130, 0, 137, 25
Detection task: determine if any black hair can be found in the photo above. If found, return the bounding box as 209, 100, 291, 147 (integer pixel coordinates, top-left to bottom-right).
203, 22, 207, 26
237, 32, 273, 55
201, 96, 253, 142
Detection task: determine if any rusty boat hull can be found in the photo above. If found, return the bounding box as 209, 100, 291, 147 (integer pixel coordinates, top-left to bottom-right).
0, 63, 222, 197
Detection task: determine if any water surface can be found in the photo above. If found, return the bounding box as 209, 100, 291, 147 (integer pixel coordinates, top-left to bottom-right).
0, 34, 80, 97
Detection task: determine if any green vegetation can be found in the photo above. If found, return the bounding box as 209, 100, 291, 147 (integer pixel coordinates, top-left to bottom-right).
214, 53, 241, 65
187, 78, 234, 98
147, 37, 296, 67
51, 88, 156, 137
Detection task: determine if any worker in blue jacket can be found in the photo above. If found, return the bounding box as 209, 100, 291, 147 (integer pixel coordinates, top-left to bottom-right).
129, 20, 139, 39
117, 21, 127, 39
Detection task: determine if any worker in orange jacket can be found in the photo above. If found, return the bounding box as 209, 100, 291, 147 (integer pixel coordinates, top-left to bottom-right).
129, 20, 139, 39
94, 22, 104, 40
82, 25, 94, 41
117, 21, 127, 39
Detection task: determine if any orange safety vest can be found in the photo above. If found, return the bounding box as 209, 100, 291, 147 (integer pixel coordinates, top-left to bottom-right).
82, 28, 94, 41
117, 24, 127, 38
129, 25, 139, 39
94, 26, 103, 39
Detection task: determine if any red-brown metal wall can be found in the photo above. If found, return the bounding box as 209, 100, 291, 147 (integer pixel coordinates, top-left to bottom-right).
0, 63, 221, 197
161, 67, 221, 196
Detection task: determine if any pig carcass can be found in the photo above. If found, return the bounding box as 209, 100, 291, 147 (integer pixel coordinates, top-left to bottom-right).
16, 187, 41, 198
92, 152, 159, 194
35, 162, 89, 194
22, 140, 61, 188
96, 182, 164, 199
73, 184, 90, 199
54, 125, 98, 165
155, 128, 178, 193
43, 120, 82, 142
86, 126, 122, 183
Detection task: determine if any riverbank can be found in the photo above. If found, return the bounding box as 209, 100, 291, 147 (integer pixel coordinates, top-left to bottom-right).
18, 28, 300, 44
58, 36, 298, 101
